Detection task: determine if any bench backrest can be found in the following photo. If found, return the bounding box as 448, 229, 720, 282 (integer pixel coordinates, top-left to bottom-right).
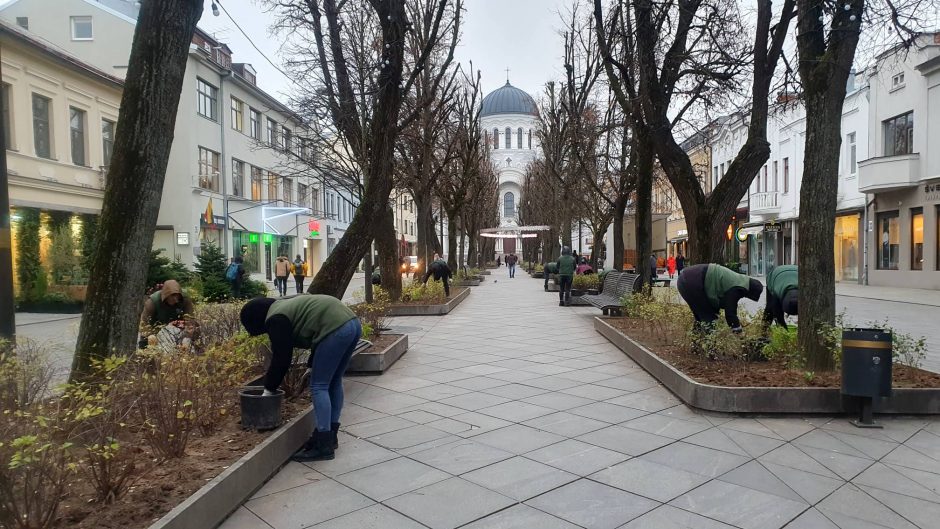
600, 270, 622, 294
616, 273, 641, 298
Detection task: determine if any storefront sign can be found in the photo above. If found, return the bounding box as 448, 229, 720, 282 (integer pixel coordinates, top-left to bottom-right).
176, 232, 190, 245
926, 181, 940, 202
764, 223, 782, 233
726, 224, 734, 240
308, 220, 321, 237
677, 229, 688, 236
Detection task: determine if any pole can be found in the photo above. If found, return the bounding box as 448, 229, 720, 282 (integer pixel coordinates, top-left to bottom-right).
578, 219, 582, 255
0, 55, 16, 342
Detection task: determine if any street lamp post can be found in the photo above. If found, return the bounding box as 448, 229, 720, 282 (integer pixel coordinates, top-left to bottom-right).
0, 56, 15, 342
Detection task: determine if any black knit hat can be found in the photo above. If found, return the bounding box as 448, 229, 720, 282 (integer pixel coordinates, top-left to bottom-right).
240, 297, 276, 336
782, 289, 799, 316
747, 278, 764, 302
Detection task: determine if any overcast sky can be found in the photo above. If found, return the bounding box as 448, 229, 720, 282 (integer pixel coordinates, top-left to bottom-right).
197, 0, 570, 102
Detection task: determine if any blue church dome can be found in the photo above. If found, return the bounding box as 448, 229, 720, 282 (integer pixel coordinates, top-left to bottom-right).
481, 81, 538, 117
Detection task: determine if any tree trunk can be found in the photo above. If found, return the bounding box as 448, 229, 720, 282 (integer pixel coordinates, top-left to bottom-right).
466, 229, 477, 268
635, 136, 654, 287
612, 199, 626, 270
447, 211, 458, 270
414, 194, 435, 275
684, 204, 729, 266
458, 229, 466, 270
590, 225, 606, 270
377, 204, 402, 300
71, 0, 202, 381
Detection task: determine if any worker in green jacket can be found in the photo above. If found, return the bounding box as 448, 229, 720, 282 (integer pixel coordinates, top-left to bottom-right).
676, 263, 763, 333
544, 262, 558, 291
557, 247, 577, 306
240, 294, 361, 462
763, 265, 798, 329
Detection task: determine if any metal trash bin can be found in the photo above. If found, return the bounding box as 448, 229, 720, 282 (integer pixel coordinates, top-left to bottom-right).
841, 328, 892, 428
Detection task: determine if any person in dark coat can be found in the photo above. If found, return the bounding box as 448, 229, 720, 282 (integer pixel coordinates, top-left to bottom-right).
763, 265, 798, 329
557, 247, 576, 306
544, 261, 558, 291
676, 253, 686, 275
423, 257, 452, 296
677, 263, 763, 333
649, 254, 658, 279
227, 256, 248, 298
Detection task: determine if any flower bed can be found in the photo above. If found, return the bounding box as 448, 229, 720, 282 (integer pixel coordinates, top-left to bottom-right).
347, 334, 409, 374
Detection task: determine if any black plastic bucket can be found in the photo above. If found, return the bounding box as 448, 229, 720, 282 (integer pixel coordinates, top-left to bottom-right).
239, 387, 284, 431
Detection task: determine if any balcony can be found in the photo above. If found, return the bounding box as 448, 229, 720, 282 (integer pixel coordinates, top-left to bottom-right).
858, 153, 920, 193
750, 191, 780, 214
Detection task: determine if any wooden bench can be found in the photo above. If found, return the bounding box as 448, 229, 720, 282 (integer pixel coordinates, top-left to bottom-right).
652, 278, 672, 287
585, 271, 641, 316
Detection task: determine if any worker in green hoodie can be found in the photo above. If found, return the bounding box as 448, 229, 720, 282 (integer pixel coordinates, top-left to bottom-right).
544, 261, 558, 291
677, 263, 763, 333
240, 294, 361, 462
557, 247, 576, 306
763, 265, 799, 329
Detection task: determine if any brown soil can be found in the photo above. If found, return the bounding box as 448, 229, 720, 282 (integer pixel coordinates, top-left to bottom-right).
607, 318, 940, 388
58, 398, 309, 529
392, 286, 468, 306
364, 333, 403, 354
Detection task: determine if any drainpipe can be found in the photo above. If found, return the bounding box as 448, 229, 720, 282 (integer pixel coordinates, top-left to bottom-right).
863, 193, 874, 285
219, 68, 232, 258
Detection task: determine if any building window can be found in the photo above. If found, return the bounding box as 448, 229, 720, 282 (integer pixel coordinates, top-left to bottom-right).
503, 192, 514, 218
250, 166, 263, 201
493, 128, 499, 149
783, 158, 789, 193
877, 211, 900, 270
2, 84, 12, 150
298, 183, 309, 208
505, 127, 511, 149
16, 17, 28, 30
249, 108, 261, 139
517, 127, 523, 149
847, 132, 857, 175
31, 93, 51, 159
937, 206, 940, 271
267, 172, 278, 202
911, 208, 924, 270
69, 107, 86, 166
232, 159, 245, 197
282, 177, 292, 204
528, 129, 532, 149
231, 97, 244, 131
883, 111, 913, 156
196, 78, 218, 120
312, 187, 319, 211
70, 16, 93, 40
266, 118, 278, 146
713, 166, 719, 190
892, 72, 905, 88
717, 163, 723, 189
101, 119, 115, 167
198, 147, 220, 191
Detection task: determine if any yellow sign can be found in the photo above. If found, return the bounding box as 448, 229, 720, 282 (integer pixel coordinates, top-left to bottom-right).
726, 224, 734, 241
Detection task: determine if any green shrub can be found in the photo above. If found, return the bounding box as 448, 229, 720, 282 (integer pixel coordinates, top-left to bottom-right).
353, 286, 390, 337
400, 279, 446, 303
361, 323, 374, 341
240, 278, 268, 299
864, 319, 927, 369
147, 249, 192, 289
49, 224, 80, 285
201, 275, 232, 303
572, 274, 600, 291
762, 325, 801, 368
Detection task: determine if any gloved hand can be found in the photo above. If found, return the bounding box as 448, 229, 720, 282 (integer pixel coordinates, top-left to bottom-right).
262, 389, 276, 397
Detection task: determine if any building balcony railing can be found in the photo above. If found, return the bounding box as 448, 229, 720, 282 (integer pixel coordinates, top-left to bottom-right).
858, 153, 921, 193
750, 191, 780, 213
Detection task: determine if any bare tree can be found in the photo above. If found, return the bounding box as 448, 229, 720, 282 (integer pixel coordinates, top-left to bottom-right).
71, 0, 203, 380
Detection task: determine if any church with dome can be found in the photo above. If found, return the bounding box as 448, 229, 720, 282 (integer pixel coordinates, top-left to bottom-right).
480, 80, 540, 257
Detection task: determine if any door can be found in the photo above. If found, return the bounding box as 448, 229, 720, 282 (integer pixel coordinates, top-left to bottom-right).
264, 242, 272, 280
503, 238, 516, 255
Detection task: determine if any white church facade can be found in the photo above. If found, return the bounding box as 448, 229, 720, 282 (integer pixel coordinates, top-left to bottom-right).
480, 81, 540, 257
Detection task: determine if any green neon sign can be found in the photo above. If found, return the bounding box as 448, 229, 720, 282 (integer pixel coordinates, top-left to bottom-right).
249, 233, 259, 243
263, 234, 273, 243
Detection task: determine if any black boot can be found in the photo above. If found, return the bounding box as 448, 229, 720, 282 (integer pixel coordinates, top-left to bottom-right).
331, 422, 340, 450
291, 430, 335, 462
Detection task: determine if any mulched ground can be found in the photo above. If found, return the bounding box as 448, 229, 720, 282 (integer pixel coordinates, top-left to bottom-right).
58, 398, 309, 529
607, 318, 940, 388
363, 333, 403, 354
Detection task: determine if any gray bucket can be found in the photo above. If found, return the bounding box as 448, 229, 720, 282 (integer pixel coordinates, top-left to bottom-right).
239, 387, 284, 431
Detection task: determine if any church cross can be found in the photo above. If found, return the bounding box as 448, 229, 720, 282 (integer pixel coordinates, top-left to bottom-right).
505, 67, 510, 83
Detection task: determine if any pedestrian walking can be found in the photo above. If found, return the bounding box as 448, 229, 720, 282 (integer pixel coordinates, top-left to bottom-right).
292, 255, 308, 294
507, 253, 518, 278
274, 255, 291, 296
557, 247, 576, 306
676, 253, 686, 275
240, 295, 361, 462
650, 254, 658, 279
226, 256, 248, 298
496, 255, 501, 267
667, 255, 676, 279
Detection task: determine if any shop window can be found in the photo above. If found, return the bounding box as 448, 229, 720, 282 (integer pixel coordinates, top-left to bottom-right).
834, 215, 859, 282
877, 211, 900, 270
911, 208, 923, 270
883, 111, 913, 156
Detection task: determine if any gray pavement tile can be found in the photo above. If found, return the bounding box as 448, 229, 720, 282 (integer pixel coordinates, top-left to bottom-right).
518, 375, 584, 391
219, 507, 272, 529
570, 401, 649, 424
820, 417, 924, 444
592, 375, 660, 393
522, 392, 596, 411
884, 445, 940, 475
816, 484, 919, 529
307, 504, 427, 528
754, 418, 817, 441
520, 363, 576, 376
904, 430, 940, 461
525, 478, 659, 529
419, 369, 477, 383
367, 424, 452, 450
384, 477, 516, 529
457, 365, 510, 376
682, 428, 751, 457
334, 457, 448, 502
719, 418, 786, 440
826, 430, 898, 460
404, 383, 473, 401
438, 392, 512, 411
400, 401, 470, 418
606, 389, 680, 413
793, 429, 870, 459
460, 504, 579, 528
797, 444, 875, 480
396, 409, 445, 424
244, 478, 373, 529
306, 436, 398, 477
477, 401, 557, 422
759, 444, 842, 480
761, 462, 844, 505
719, 427, 786, 458
554, 370, 621, 384
368, 375, 438, 392
336, 404, 388, 426
640, 441, 749, 478
653, 405, 709, 423
409, 438, 514, 475
852, 462, 940, 503
886, 463, 940, 497
577, 425, 674, 456
426, 417, 475, 435
859, 485, 940, 529
462, 456, 578, 500
345, 416, 417, 438
251, 462, 326, 499
485, 383, 551, 400
450, 376, 510, 391
778, 508, 839, 529
353, 392, 429, 414
523, 411, 610, 438
486, 369, 546, 382
716, 460, 805, 503
396, 434, 465, 456
621, 414, 711, 440
525, 438, 630, 476
591, 458, 710, 503
618, 504, 738, 529
472, 424, 566, 454
668, 480, 807, 529
449, 411, 513, 436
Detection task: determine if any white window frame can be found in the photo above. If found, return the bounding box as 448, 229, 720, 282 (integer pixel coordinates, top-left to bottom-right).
847, 132, 857, 176
70, 16, 93, 41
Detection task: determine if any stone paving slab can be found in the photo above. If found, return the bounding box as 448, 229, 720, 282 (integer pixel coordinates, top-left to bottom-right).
220, 267, 940, 529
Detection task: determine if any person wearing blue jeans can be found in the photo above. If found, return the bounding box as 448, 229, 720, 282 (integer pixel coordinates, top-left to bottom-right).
240, 294, 361, 461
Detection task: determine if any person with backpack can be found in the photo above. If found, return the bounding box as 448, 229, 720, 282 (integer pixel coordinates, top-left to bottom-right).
226, 256, 248, 298
274, 255, 291, 296
292, 255, 308, 294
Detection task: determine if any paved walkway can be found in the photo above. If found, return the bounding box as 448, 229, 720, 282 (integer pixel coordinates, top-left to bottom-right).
221, 268, 940, 529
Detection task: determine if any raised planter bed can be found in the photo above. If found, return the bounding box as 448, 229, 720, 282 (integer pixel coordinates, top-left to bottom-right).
531, 271, 544, 278
148, 407, 314, 529
595, 317, 940, 414
347, 334, 409, 374
454, 279, 481, 287
480, 270, 491, 275
387, 286, 470, 316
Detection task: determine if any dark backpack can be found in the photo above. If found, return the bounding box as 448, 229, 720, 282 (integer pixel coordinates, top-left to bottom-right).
225, 263, 239, 282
